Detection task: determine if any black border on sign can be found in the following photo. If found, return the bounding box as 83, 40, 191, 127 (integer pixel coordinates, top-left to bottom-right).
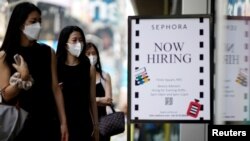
127, 15, 214, 124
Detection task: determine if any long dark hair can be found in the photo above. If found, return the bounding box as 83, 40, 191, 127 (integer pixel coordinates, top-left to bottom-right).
0, 2, 41, 68
85, 42, 105, 80
56, 25, 87, 65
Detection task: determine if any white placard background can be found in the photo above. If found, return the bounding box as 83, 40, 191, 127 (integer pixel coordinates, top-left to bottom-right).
129, 16, 211, 122
224, 19, 250, 121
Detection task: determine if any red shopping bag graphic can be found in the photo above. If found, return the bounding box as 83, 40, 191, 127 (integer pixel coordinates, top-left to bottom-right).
187, 99, 201, 118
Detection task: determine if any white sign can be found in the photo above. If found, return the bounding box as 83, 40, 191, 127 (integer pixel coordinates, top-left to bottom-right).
224, 18, 250, 121
128, 16, 212, 122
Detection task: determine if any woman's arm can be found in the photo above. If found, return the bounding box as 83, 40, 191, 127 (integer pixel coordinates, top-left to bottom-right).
96, 72, 113, 106
50, 49, 68, 141
103, 72, 112, 100
0, 51, 29, 101
89, 65, 99, 141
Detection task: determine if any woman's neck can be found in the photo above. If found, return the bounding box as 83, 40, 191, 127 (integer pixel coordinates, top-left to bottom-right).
20, 34, 34, 47
66, 55, 79, 66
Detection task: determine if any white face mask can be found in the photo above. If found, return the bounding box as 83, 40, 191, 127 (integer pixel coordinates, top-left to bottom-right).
23, 22, 41, 40
67, 42, 83, 57
88, 55, 97, 66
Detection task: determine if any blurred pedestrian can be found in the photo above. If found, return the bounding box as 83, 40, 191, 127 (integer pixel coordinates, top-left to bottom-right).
0, 2, 68, 141
85, 42, 113, 141
56, 26, 99, 141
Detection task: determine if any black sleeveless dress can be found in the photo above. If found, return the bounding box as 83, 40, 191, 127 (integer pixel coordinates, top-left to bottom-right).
57, 57, 93, 141
96, 77, 110, 141
14, 43, 60, 141
96, 80, 106, 119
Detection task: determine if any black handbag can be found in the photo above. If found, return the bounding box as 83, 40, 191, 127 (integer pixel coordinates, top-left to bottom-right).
99, 104, 125, 137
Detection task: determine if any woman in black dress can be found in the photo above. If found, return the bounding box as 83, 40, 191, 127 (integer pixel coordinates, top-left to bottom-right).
85, 42, 113, 141
56, 26, 99, 141
0, 2, 68, 141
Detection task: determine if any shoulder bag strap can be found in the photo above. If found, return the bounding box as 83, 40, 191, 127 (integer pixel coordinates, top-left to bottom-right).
109, 103, 116, 113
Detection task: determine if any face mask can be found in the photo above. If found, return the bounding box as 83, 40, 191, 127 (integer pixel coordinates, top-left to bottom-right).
67, 42, 83, 57
88, 55, 97, 66
23, 22, 41, 40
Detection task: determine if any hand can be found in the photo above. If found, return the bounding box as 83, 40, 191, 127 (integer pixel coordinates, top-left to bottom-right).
12, 54, 29, 80
60, 124, 69, 141
91, 125, 99, 141
106, 97, 113, 105
97, 97, 112, 106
